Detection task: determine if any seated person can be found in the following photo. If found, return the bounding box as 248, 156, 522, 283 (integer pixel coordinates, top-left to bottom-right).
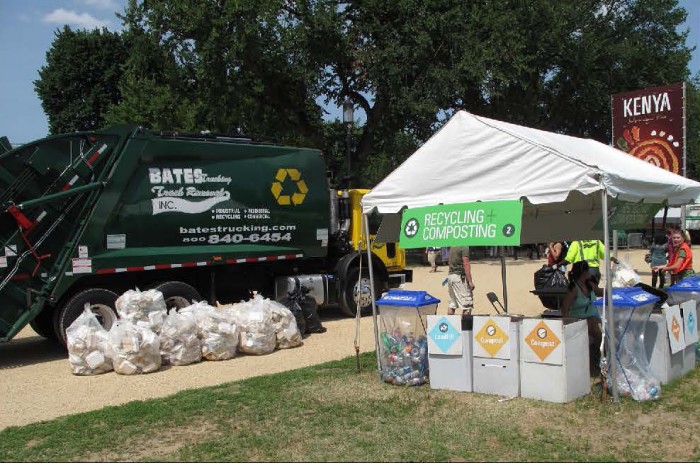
561, 261, 604, 375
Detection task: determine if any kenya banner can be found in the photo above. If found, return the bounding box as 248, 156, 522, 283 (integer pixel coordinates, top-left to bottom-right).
611, 82, 685, 175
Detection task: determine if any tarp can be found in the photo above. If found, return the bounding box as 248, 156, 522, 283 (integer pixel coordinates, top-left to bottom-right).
362, 111, 700, 243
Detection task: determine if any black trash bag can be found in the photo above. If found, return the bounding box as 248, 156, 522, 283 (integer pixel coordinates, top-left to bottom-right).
279, 292, 306, 336
300, 291, 326, 334
534, 265, 569, 310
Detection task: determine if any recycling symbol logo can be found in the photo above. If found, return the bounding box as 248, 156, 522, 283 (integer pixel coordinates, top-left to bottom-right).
271, 168, 308, 205
404, 218, 419, 238
688, 311, 696, 334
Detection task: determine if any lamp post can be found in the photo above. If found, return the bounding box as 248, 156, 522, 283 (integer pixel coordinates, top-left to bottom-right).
342, 97, 354, 188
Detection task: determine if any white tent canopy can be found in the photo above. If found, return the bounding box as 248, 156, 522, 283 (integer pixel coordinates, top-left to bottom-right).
360, 110, 700, 402
362, 111, 700, 243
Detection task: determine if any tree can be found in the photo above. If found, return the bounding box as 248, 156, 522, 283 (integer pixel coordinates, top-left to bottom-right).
104, 4, 198, 131
686, 76, 700, 180
40, 0, 696, 183
35, 26, 128, 134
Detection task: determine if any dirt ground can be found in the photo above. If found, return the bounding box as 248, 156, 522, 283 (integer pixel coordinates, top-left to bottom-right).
0, 247, 653, 430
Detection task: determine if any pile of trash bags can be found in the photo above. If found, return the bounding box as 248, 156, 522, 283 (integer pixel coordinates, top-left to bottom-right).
66, 287, 316, 376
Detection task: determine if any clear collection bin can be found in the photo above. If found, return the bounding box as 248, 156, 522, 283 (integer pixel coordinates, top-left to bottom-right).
376, 290, 439, 386
593, 287, 660, 401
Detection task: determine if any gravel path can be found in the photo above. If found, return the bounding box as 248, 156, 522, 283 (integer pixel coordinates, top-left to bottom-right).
0, 249, 650, 430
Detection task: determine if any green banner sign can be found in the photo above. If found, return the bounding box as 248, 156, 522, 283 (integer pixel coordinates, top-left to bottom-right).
399, 201, 523, 249
593, 200, 663, 230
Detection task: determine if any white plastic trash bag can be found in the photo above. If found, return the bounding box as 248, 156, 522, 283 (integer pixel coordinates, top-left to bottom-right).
108, 320, 162, 374
159, 309, 202, 366
611, 260, 641, 288
66, 305, 113, 375
268, 300, 303, 349
180, 302, 239, 361
115, 288, 167, 333
228, 295, 276, 355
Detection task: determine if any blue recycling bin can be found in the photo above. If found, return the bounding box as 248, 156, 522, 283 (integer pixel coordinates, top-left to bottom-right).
376, 290, 440, 386
593, 287, 660, 401
666, 277, 700, 305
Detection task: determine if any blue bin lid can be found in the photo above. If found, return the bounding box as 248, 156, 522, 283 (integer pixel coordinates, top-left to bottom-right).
376, 290, 440, 307
667, 277, 700, 293
592, 286, 659, 308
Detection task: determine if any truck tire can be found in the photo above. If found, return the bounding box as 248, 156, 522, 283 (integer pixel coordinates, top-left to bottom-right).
153, 281, 202, 311
340, 267, 381, 317
55, 288, 119, 346
29, 308, 58, 340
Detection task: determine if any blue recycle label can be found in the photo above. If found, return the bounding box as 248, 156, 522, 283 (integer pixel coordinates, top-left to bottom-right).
688, 310, 696, 335
428, 316, 460, 353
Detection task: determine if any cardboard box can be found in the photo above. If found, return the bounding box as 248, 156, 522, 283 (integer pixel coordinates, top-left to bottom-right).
472, 316, 520, 397
519, 318, 590, 403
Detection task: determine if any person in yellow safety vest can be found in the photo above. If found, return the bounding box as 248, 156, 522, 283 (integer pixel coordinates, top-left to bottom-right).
563, 240, 618, 285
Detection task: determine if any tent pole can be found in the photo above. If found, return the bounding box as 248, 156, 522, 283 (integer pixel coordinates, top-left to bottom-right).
500, 246, 508, 312
364, 213, 382, 373
602, 189, 619, 402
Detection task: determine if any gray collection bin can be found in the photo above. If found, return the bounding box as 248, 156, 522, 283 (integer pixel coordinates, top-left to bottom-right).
666, 278, 700, 369
427, 315, 473, 392
519, 318, 590, 403
472, 315, 521, 397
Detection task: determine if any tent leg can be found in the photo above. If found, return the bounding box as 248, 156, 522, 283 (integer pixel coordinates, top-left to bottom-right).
364, 213, 382, 374
602, 190, 619, 402
500, 246, 508, 312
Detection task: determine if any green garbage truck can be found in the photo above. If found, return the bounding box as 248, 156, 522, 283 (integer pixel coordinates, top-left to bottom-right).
0, 125, 411, 344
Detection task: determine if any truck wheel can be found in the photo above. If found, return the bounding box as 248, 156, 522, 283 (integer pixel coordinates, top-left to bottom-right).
340, 267, 381, 317
55, 288, 119, 346
153, 281, 201, 311
29, 308, 58, 340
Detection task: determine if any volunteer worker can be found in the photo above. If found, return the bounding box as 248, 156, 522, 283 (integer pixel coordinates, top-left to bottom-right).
564, 239, 618, 285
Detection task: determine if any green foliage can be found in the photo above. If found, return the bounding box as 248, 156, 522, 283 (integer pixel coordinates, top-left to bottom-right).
34, 0, 698, 181
34, 26, 128, 134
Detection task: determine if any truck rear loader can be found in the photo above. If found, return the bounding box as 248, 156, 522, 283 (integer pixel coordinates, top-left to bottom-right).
0, 125, 411, 344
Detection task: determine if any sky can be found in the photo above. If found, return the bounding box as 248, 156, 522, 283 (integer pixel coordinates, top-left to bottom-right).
0, 0, 698, 146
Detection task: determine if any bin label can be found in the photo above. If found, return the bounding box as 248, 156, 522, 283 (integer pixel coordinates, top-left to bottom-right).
681, 301, 699, 345
473, 316, 510, 359
427, 315, 462, 355
665, 305, 686, 353
524, 320, 562, 362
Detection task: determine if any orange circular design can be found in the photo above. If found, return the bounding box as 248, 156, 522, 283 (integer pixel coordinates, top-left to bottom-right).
629, 139, 679, 174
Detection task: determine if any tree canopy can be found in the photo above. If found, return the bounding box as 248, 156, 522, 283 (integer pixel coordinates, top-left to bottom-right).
35, 0, 698, 183
35, 26, 129, 134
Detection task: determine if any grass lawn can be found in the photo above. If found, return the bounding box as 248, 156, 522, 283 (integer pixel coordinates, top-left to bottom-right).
1, 352, 698, 462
